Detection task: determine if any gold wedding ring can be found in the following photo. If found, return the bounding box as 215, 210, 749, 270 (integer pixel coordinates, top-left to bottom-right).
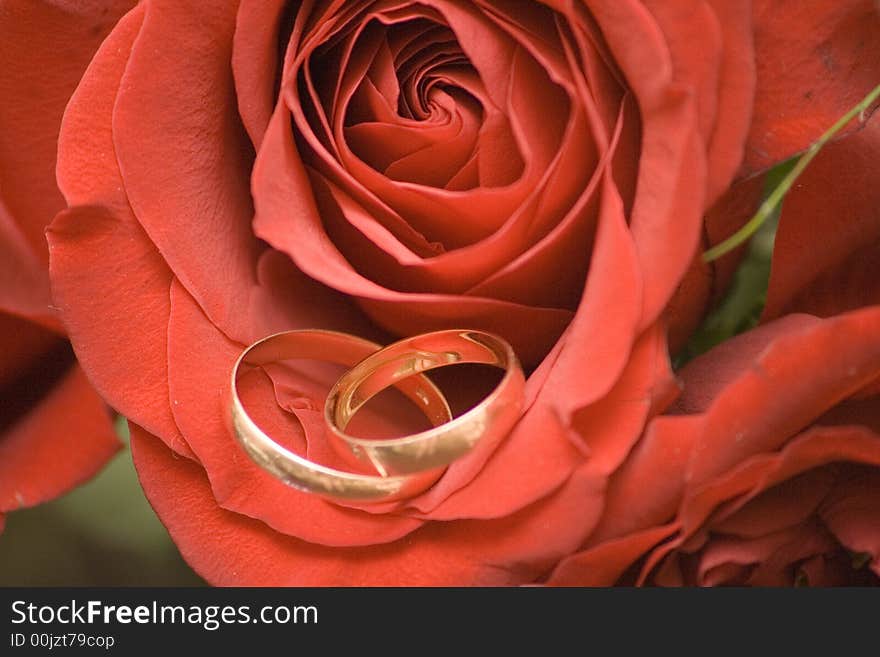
228, 330, 451, 503
325, 330, 525, 477
229, 328, 525, 505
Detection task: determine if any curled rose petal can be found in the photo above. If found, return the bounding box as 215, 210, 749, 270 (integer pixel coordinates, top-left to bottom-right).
48, 4, 191, 457
0, 359, 119, 515
743, 0, 880, 175
43, 0, 879, 585
132, 424, 604, 585
548, 307, 880, 586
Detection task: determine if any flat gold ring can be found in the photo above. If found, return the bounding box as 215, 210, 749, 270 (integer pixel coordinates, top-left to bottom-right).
324, 329, 525, 476
228, 330, 452, 503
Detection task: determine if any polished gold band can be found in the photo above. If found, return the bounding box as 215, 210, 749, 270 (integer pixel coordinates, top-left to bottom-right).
324, 329, 525, 477
229, 328, 525, 504
227, 330, 451, 503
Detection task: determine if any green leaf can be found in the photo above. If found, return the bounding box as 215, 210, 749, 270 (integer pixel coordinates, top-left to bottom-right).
674, 164, 788, 368
676, 82, 880, 366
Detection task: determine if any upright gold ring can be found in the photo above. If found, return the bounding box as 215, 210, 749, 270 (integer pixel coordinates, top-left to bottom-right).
325, 329, 526, 477
228, 330, 452, 503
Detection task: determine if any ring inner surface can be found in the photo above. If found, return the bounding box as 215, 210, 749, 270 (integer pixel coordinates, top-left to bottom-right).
229, 330, 453, 502
333, 331, 509, 431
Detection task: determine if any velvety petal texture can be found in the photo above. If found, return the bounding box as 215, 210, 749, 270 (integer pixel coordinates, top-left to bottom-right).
549, 307, 880, 586
763, 118, 880, 320
43, 0, 879, 585
743, 0, 880, 175
0, 0, 133, 534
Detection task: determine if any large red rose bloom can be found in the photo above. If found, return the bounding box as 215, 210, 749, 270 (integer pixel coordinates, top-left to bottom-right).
46, 0, 880, 584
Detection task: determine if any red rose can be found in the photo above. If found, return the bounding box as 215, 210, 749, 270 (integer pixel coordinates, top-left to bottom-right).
764, 113, 880, 321
47, 0, 879, 584
548, 115, 880, 586
0, 0, 134, 533
667, 0, 880, 352
548, 307, 880, 586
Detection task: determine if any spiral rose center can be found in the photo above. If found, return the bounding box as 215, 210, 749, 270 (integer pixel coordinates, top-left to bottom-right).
282, 1, 612, 361
329, 17, 526, 193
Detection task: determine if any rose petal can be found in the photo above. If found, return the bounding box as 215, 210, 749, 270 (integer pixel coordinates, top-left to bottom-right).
48, 5, 193, 459
635, 425, 880, 584
702, 0, 756, 204
165, 279, 426, 547
712, 468, 836, 538
702, 173, 767, 298
666, 174, 766, 354
546, 524, 677, 586
764, 118, 880, 320
407, 175, 644, 519
819, 466, 880, 574
570, 321, 675, 475
587, 414, 703, 545
575, 0, 708, 330
285, 0, 618, 313
253, 101, 572, 366
672, 314, 822, 414
463, 87, 624, 310
796, 552, 870, 586
681, 427, 880, 541
232, 0, 289, 148
0, 364, 118, 512
588, 309, 880, 549
294, 3, 563, 249
642, 0, 748, 203
132, 425, 606, 586
666, 258, 713, 358
743, 0, 880, 175
0, 202, 58, 330
0, 0, 135, 260
815, 394, 880, 435
0, 314, 60, 395
246, 248, 389, 342
695, 524, 830, 586
745, 523, 837, 586
112, 0, 261, 343
685, 308, 880, 485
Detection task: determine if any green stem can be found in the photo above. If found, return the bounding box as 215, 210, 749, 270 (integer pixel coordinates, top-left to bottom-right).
703, 82, 880, 263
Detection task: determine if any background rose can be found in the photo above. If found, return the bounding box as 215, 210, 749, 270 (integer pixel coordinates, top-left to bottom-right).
45, 0, 879, 584
0, 0, 134, 535
666, 0, 880, 352
548, 307, 880, 586
548, 116, 880, 585
763, 116, 880, 321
